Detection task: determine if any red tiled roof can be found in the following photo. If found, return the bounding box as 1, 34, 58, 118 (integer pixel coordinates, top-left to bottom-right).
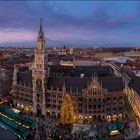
125, 60, 140, 67
120, 66, 135, 78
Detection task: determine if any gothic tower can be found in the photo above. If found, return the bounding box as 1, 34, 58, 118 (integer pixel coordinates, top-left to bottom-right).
32, 18, 47, 116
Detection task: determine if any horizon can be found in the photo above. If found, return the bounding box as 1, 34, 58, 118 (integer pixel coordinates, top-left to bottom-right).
0, 1, 140, 46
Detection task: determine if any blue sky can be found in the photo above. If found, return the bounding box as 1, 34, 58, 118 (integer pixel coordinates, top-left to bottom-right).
0, 1, 140, 45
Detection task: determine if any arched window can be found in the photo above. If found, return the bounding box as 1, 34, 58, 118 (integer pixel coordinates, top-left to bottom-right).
88, 98, 92, 102
113, 97, 117, 100
93, 105, 96, 109
89, 105, 92, 109
98, 104, 101, 109
98, 98, 101, 102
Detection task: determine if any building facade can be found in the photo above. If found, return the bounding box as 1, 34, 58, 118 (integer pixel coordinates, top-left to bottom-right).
0, 69, 9, 96
125, 77, 140, 125
12, 20, 126, 120
74, 57, 100, 66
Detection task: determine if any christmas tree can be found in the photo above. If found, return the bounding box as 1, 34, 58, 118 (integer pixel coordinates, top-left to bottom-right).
60, 94, 76, 125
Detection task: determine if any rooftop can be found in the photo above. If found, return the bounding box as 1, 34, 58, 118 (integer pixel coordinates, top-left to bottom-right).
0, 107, 35, 139
128, 76, 140, 96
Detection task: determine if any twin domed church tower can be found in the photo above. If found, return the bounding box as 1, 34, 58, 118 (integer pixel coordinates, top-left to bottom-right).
32, 18, 47, 116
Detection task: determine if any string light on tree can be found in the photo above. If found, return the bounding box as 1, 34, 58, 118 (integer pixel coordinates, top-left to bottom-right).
60, 94, 76, 125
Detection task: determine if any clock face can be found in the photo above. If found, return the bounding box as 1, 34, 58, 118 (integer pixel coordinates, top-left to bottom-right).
36, 78, 42, 89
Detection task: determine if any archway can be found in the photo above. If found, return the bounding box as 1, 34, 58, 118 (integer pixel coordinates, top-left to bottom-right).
93, 115, 96, 121
97, 115, 101, 121
112, 114, 117, 121
107, 114, 111, 122
88, 116, 93, 124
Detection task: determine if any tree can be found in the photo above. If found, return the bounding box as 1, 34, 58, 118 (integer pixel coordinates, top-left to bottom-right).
60, 94, 76, 125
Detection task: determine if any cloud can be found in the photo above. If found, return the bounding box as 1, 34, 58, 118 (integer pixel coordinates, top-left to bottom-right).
0, 28, 36, 42
0, 1, 139, 44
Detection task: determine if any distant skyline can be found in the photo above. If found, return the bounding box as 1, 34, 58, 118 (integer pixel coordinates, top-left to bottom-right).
0, 1, 140, 46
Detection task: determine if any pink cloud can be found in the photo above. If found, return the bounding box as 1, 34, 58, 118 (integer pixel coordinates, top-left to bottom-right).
0, 28, 36, 42
108, 15, 136, 26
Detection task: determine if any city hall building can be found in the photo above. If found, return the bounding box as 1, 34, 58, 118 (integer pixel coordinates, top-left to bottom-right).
12, 19, 126, 120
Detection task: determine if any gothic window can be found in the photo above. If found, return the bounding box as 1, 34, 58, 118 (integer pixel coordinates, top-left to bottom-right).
93, 98, 96, 102
79, 103, 82, 107
92, 91, 95, 95
119, 107, 123, 110
88, 98, 92, 102
107, 97, 111, 101
98, 98, 101, 102
52, 104, 56, 108
57, 105, 61, 109
107, 108, 111, 111
98, 104, 101, 109
113, 97, 117, 100
89, 105, 92, 109
36, 78, 42, 90
78, 97, 82, 101
93, 105, 96, 109
53, 100, 56, 103
59, 101, 62, 104
53, 95, 56, 98
58, 95, 62, 98
47, 104, 50, 107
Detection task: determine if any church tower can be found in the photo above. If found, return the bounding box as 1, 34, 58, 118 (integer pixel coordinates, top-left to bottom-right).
32, 18, 47, 116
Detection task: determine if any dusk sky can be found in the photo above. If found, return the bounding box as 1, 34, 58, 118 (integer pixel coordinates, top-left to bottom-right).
0, 1, 140, 45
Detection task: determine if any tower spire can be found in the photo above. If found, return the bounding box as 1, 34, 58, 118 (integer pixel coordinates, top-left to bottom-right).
38, 18, 44, 40
39, 18, 43, 34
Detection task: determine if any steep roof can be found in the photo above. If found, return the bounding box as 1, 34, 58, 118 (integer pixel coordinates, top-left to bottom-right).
47, 76, 124, 93
50, 65, 114, 77
17, 70, 32, 85
16, 66, 124, 93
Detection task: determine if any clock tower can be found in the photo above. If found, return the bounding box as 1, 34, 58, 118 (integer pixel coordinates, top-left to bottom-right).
32, 18, 47, 116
